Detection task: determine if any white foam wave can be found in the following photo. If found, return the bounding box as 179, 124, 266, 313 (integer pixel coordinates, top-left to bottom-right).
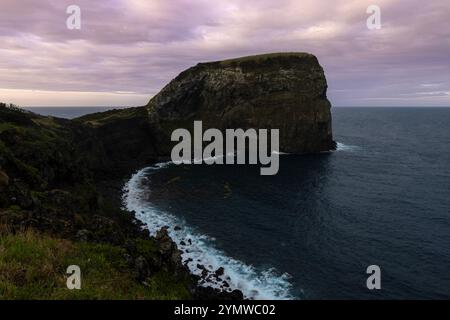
336, 142, 359, 151
123, 165, 294, 300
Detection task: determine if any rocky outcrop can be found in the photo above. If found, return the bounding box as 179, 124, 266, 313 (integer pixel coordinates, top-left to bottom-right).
74, 52, 335, 162
147, 52, 335, 155
0, 52, 335, 300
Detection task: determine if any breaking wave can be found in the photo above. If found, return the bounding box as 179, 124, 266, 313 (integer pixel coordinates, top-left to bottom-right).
122, 163, 294, 300
336, 142, 359, 151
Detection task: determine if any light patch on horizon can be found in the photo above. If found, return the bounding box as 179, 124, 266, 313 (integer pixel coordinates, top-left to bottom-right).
0, 88, 151, 107
0, 0, 449, 107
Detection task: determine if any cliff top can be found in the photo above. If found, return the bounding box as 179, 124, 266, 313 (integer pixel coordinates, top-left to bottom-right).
205, 51, 314, 63
195, 52, 319, 70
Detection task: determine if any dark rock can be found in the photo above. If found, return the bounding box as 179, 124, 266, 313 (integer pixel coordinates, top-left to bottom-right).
123, 253, 134, 265
75, 229, 91, 242
155, 226, 170, 241
135, 256, 150, 281
229, 290, 244, 300
174, 225, 181, 231
215, 267, 225, 277
180, 240, 186, 246
152, 226, 188, 279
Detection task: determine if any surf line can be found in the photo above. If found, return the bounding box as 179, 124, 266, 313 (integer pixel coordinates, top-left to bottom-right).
171, 121, 280, 175
123, 167, 295, 300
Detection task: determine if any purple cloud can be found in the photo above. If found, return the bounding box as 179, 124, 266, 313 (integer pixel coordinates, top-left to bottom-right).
0, 0, 449, 106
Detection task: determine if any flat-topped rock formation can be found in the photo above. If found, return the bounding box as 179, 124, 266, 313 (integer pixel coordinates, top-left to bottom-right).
146, 52, 335, 155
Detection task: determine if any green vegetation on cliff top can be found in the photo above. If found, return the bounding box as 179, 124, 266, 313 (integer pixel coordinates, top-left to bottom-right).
206, 52, 315, 66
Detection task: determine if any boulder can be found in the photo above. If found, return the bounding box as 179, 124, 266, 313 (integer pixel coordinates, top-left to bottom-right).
75, 229, 91, 242
134, 256, 150, 281
215, 267, 225, 277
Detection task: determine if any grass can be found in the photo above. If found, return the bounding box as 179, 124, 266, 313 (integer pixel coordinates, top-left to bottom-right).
0, 227, 191, 300
0, 123, 16, 134
202, 52, 314, 66
75, 107, 145, 127
31, 117, 63, 130
0, 104, 196, 300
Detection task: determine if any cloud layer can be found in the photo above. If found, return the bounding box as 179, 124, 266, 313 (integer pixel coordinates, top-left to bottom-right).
0, 0, 449, 106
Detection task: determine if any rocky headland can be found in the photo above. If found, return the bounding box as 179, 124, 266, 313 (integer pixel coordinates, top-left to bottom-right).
0, 52, 334, 299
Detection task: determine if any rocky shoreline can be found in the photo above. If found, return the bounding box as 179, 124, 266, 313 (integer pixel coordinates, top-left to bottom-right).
0, 103, 243, 299
100, 175, 245, 300
0, 52, 334, 299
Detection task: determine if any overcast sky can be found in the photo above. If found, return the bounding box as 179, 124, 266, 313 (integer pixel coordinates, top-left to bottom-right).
0, 0, 449, 107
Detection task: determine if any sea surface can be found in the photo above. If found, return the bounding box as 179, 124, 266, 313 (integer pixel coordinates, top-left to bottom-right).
23, 106, 126, 119
31, 106, 450, 299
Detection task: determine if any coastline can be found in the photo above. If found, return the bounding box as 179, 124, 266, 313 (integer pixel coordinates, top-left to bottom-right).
122, 165, 294, 300
1, 53, 334, 299
0, 104, 243, 299
96, 167, 246, 300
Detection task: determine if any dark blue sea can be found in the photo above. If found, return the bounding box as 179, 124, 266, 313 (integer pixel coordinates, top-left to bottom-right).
23, 106, 126, 119
32, 107, 450, 299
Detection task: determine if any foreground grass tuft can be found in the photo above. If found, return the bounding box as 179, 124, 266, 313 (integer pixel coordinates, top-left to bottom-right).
0, 227, 190, 300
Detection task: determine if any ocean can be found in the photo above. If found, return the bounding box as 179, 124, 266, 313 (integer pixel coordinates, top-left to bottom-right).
29, 106, 450, 299
23, 106, 127, 119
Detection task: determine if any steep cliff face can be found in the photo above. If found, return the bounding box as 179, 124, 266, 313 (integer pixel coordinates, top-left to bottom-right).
146, 52, 335, 155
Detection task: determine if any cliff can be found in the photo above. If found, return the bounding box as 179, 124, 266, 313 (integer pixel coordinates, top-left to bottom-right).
0, 104, 195, 299
75, 52, 335, 162
0, 103, 243, 299
0, 52, 335, 299
147, 52, 335, 155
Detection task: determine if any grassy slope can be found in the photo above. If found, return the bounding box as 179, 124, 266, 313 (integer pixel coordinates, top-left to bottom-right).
0, 227, 190, 299
0, 104, 193, 300
74, 107, 147, 127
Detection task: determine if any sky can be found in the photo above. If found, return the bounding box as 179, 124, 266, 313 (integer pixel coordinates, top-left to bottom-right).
0, 0, 449, 107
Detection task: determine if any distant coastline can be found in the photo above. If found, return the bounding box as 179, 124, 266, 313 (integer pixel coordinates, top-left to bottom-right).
22, 106, 128, 119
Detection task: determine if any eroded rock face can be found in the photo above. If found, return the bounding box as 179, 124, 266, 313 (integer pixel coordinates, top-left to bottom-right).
146, 52, 336, 154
